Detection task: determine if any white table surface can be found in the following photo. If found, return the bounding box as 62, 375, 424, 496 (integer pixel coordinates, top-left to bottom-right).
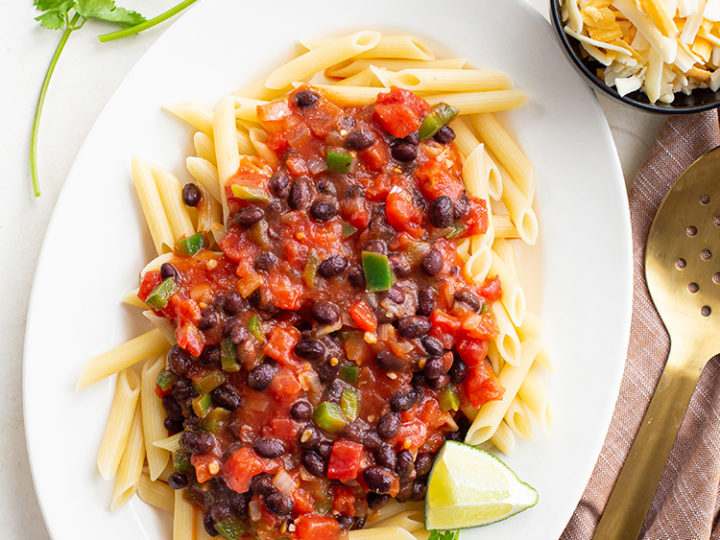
0, 1, 667, 538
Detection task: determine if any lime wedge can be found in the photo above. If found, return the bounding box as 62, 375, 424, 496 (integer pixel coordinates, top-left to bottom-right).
425, 441, 538, 530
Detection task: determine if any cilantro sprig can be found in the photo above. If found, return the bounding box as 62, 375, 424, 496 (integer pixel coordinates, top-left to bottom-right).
428, 530, 460, 540
31, 0, 197, 197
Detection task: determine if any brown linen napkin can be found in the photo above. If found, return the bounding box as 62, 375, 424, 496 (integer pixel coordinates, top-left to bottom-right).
561, 109, 720, 540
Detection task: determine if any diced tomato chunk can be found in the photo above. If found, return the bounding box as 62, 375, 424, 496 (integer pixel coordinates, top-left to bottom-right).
293, 489, 315, 515
465, 359, 504, 408
191, 453, 221, 484
394, 419, 427, 451
332, 486, 356, 516
415, 160, 465, 202
269, 417, 300, 447
265, 272, 304, 310
349, 300, 377, 332
138, 270, 161, 301
175, 323, 204, 357
479, 275, 502, 303
270, 368, 303, 400
264, 324, 301, 365
327, 440, 364, 481
223, 447, 276, 494
430, 310, 462, 336
385, 187, 424, 238
462, 197, 489, 237
374, 87, 430, 138
294, 514, 342, 540
455, 337, 489, 368
359, 143, 388, 173
364, 172, 393, 202
285, 154, 309, 177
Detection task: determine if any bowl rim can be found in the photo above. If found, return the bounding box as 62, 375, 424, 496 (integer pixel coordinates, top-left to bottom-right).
548, 0, 720, 114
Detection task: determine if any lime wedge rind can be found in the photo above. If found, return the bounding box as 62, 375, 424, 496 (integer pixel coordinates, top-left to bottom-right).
424, 441, 538, 530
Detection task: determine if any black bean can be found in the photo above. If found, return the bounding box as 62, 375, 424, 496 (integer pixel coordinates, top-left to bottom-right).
390, 389, 419, 412
200, 345, 220, 367
363, 466, 393, 493
167, 345, 192, 376
229, 492, 250, 518
424, 356, 447, 379
182, 183, 201, 206
298, 425, 321, 449
454, 289, 481, 312
203, 513, 218, 537
449, 356, 468, 383
342, 421, 366, 443
316, 359, 339, 383
253, 438, 285, 458
391, 142, 417, 162
172, 379, 194, 401
363, 239, 388, 255
428, 374, 450, 389
345, 129, 376, 151
398, 315, 431, 339
428, 196, 454, 228
376, 351, 404, 372
411, 479, 428, 500
367, 493, 390, 509
403, 131, 420, 145
164, 418, 183, 433
368, 213, 395, 239
417, 287, 435, 317
415, 452, 433, 476
339, 116, 356, 130
294, 90, 319, 109
198, 307, 219, 330
288, 177, 312, 210
361, 430, 383, 451
411, 371, 427, 390
395, 481, 413, 503
294, 338, 326, 360
353, 517, 367, 530
162, 395, 183, 421
247, 361, 278, 391
223, 319, 249, 345
318, 255, 348, 278
311, 301, 340, 325
317, 440, 333, 459
303, 450, 326, 476
348, 266, 366, 288
376, 306, 396, 325
384, 284, 405, 304
422, 249, 443, 276
212, 384, 242, 410
454, 191, 469, 219
265, 491, 295, 516
420, 335, 444, 356
168, 472, 188, 490
326, 378, 347, 403
375, 443, 397, 469
336, 514, 354, 530
210, 502, 232, 523
310, 199, 338, 221
254, 252, 277, 272
377, 412, 401, 439
290, 399, 313, 420
313, 180, 334, 198
235, 206, 264, 227
433, 126, 456, 144
390, 255, 412, 277
160, 262, 179, 280
250, 473, 276, 496
269, 172, 290, 198
223, 292, 244, 316
181, 431, 214, 454
396, 450, 414, 479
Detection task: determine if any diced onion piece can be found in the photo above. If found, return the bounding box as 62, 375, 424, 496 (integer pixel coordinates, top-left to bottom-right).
272, 469, 299, 493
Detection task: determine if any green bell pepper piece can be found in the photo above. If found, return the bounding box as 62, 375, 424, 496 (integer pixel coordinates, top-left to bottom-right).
339, 363, 359, 384
362, 251, 396, 292
230, 184, 270, 202
215, 515, 249, 540
313, 401, 347, 433
340, 387, 359, 422
303, 251, 320, 288
445, 222, 466, 240
156, 369, 175, 392
247, 220, 270, 249
480, 301, 489, 315
439, 385, 461, 412
145, 278, 177, 309
175, 232, 205, 256
247, 315, 264, 342
220, 338, 240, 373
341, 221, 358, 238
419, 103, 458, 140
192, 393, 213, 418
194, 371, 227, 394
326, 149, 353, 173
173, 450, 191, 474
201, 407, 231, 434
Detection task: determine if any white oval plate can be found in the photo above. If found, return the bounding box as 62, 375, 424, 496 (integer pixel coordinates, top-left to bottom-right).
24, 0, 631, 538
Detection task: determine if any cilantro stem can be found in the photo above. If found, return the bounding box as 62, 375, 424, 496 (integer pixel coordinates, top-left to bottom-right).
30, 12, 81, 197
97, 0, 197, 42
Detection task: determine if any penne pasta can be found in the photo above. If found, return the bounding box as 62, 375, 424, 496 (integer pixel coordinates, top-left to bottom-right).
350, 527, 417, 540
519, 370, 553, 430
163, 103, 213, 134
464, 242, 492, 284
173, 489, 195, 540
388, 68, 512, 93
122, 288, 147, 308
153, 432, 183, 452
77, 328, 169, 390
489, 250, 526, 326
186, 157, 221, 202
110, 404, 145, 510
505, 398, 534, 440
141, 355, 171, 480
193, 131, 215, 163
357, 34, 435, 60
132, 157, 174, 255
236, 128, 256, 156
490, 302, 522, 366
233, 96, 266, 123
326, 57, 467, 78
154, 167, 195, 243
137, 474, 174, 513
307, 84, 388, 106
493, 214, 520, 239
450, 117, 481, 159
493, 238, 519, 278
489, 420, 516, 455
213, 96, 240, 222
497, 162, 539, 245
248, 126, 279, 168
334, 66, 388, 87
425, 90, 528, 115
97, 369, 141, 481
266, 31, 381, 89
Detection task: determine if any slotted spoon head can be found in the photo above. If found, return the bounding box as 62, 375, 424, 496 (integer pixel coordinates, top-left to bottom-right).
646, 146, 720, 363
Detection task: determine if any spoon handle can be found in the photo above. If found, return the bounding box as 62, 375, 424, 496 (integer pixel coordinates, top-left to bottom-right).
592, 343, 704, 540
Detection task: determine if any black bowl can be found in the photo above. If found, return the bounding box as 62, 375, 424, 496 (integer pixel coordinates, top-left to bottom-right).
549, 0, 720, 113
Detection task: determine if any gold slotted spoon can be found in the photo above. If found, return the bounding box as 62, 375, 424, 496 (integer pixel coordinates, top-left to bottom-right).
593, 146, 720, 540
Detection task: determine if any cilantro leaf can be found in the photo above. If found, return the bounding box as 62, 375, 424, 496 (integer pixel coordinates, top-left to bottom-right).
35, 9, 67, 29
428, 531, 460, 540
34, 0, 67, 11
75, 0, 145, 26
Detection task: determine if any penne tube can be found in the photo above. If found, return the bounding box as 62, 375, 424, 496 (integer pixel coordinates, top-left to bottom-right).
77, 329, 169, 390
519, 370, 553, 430
497, 163, 539, 245
236, 128, 256, 155
489, 250, 525, 326
173, 489, 195, 540
326, 57, 467, 78
137, 474, 174, 513
153, 432, 183, 452
465, 340, 541, 445
388, 68, 512, 93
186, 157, 221, 202
490, 302, 522, 366
110, 404, 145, 510
97, 369, 141, 481
489, 420, 516, 455
372, 510, 426, 532
195, 184, 223, 234
493, 238, 519, 277
450, 117, 480, 159
470, 113, 534, 201
357, 34, 435, 60
425, 90, 528, 115
266, 31, 381, 89
233, 96, 266, 123
131, 157, 174, 255
156, 461, 176, 483
196, 508, 216, 540
143, 311, 176, 345
462, 145, 495, 248
493, 214, 520, 239
248, 126, 279, 168
163, 103, 213, 134
141, 355, 171, 480
504, 398, 534, 440
464, 242, 492, 285
308, 84, 389, 106
213, 96, 239, 222
350, 527, 417, 540
193, 131, 215, 163
367, 500, 423, 524
334, 66, 388, 87
122, 288, 147, 308
236, 78, 286, 101
154, 168, 195, 243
